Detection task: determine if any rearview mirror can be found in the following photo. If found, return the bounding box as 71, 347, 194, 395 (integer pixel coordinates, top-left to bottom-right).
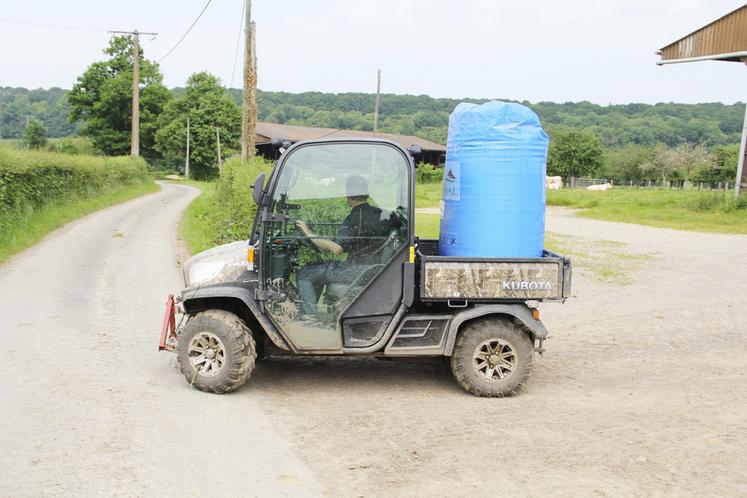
251, 172, 266, 205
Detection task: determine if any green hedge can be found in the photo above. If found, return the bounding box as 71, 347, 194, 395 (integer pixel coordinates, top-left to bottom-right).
186, 156, 273, 249
0, 149, 150, 240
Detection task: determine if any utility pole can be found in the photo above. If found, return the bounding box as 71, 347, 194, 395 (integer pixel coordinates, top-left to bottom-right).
241, 0, 257, 159
373, 69, 381, 133
110, 29, 158, 157
185, 117, 190, 178
735, 102, 747, 199
216, 127, 222, 168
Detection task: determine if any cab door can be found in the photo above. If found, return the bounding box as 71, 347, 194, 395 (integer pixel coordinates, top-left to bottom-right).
259, 141, 412, 352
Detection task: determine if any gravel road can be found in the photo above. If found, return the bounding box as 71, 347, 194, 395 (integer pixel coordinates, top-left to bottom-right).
0, 183, 323, 497
1, 184, 745, 497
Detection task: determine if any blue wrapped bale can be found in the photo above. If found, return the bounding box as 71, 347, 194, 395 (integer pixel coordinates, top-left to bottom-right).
439, 101, 549, 257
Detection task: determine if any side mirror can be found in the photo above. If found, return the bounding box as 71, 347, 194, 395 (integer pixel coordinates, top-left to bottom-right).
251, 172, 266, 205
407, 144, 423, 157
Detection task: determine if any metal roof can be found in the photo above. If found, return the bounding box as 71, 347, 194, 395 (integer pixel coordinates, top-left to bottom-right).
255, 121, 446, 152
658, 4, 747, 64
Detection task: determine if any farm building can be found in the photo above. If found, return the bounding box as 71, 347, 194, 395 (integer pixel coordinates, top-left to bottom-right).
254, 121, 446, 165
657, 3, 747, 196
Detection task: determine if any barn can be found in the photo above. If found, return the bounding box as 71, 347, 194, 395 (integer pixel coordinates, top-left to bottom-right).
253, 121, 446, 166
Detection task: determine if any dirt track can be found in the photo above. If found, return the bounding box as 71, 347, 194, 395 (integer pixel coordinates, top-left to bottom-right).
1, 185, 746, 496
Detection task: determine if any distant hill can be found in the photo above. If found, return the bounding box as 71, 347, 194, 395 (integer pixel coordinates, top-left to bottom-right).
2, 86, 743, 148
0, 87, 78, 138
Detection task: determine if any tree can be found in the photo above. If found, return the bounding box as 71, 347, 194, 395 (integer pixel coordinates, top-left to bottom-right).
547, 128, 604, 178
68, 36, 171, 157
155, 72, 241, 179
602, 144, 653, 183
667, 143, 716, 182
694, 144, 738, 185
640, 144, 676, 182
21, 119, 48, 149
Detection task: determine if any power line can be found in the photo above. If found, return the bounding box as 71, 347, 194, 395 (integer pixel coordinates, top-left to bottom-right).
158, 0, 214, 63
229, 0, 246, 89
0, 18, 109, 32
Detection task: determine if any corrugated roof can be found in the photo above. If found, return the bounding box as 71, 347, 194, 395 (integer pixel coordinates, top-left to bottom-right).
255, 121, 445, 152
659, 4, 747, 62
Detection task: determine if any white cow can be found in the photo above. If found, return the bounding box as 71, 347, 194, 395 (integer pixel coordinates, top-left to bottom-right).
546, 176, 563, 190
587, 183, 612, 191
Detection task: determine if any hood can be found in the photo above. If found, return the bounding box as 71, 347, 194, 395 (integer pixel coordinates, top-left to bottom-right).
183, 240, 250, 287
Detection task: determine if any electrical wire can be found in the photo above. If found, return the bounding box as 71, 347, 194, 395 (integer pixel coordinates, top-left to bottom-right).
157, 0, 214, 62
0, 18, 109, 32
229, 0, 246, 89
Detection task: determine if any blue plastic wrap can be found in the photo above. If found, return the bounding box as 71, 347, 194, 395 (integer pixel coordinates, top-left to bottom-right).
439, 101, 549, 257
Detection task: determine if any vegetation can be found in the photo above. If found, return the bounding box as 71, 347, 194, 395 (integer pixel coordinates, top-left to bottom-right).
180, 157, 272, 254
0, 148, 155, 262
67, 36, 172, 158
21, 119, 48, 149
244, 90, 745, 148
0, 87, 76, 138
156, 72, 242, 179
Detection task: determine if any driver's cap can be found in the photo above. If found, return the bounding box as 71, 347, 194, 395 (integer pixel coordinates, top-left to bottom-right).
345, 175, 369, 197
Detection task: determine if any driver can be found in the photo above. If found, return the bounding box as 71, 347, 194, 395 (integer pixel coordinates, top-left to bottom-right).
295, 175, 387, 316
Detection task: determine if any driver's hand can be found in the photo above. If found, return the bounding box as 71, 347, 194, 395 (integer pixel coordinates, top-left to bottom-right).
295, 220, 311, 235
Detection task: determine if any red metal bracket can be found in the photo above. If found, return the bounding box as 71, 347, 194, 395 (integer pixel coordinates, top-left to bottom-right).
159, 294, 176, 351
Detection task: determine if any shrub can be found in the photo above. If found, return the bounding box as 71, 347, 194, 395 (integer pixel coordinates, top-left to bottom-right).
47, 136, 95, 156
416, 163, 443, 183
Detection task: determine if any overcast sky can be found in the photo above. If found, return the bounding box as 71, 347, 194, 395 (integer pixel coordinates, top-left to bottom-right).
1, 0, 745, 105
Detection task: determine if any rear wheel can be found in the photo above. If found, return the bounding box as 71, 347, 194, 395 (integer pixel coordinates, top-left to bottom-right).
450, 317, 533, 397
176, 310, 256, 394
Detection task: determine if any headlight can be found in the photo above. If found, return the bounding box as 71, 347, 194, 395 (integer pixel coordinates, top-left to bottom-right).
188, 260, 226, 286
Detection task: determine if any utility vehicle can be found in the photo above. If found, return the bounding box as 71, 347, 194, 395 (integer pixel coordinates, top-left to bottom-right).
159, 139, 571, 397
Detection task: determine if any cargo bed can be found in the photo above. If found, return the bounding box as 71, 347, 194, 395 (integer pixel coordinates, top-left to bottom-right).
416, 239, 571, 303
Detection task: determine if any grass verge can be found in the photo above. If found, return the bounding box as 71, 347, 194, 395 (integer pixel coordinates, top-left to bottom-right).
0, 179, 158, 264
547, 188, 747, 234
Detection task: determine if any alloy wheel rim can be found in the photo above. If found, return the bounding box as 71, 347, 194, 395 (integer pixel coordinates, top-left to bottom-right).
473, 338, 516, 382
188, 332, 226, 377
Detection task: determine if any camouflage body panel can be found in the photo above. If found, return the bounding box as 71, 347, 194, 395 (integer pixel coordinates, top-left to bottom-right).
423, 261, 561, 300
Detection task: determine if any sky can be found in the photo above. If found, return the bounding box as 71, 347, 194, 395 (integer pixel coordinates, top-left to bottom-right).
0, 0, 745, 105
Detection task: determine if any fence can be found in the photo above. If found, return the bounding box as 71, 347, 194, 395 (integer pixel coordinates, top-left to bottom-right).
566, 177, 735, 191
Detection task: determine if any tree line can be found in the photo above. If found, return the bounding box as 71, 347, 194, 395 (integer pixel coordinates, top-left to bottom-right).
2, 35, 743, 182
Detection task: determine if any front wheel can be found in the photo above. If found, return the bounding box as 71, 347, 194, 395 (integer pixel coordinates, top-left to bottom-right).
176, 310, 256, 394
450, 317, 534, 397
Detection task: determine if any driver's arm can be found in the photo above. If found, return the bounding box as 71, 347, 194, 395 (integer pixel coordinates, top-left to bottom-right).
296, 221, 343, 255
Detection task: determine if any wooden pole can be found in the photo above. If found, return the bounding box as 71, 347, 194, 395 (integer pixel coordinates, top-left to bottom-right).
111, 29, 158, 156
241, 1, 257, 159
131, 31, 140, 157
373, 69, 381, 133
184, 117, 190, 178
